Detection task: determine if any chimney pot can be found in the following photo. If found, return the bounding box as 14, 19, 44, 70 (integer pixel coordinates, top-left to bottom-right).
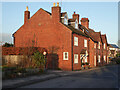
53, 2, 55, 7
57, 2, 59, 6
26, 6, 28, 11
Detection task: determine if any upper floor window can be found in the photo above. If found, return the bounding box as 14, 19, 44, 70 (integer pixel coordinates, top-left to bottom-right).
63, 52, 68, 60
104, 43, 106, 49
74, 37, 78, 46
94, 43, 96, 48
74, 54, 78, 63
84, 39, 87, 47
64, 14, 68, 25
75, 19, 78, 29
98, 42, 100, 49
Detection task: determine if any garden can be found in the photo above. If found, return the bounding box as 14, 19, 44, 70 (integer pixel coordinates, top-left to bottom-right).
2, 51, 47, 80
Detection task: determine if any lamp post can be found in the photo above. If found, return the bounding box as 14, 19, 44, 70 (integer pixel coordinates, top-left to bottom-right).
43, 51, 47, 71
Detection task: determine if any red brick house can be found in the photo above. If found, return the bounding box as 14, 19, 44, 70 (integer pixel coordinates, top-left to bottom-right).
78, 20, 98, 67
78, 18, 109, 67
13, 2, 109, 70
13, 3, 91, 70
101, 34, 109, 64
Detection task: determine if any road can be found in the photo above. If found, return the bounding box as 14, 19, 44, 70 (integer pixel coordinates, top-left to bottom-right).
21, 65, 120, 88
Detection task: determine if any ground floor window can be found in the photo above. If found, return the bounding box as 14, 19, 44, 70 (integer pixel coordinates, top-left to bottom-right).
104, 55, 106, 62
98, 55, 100, 63
94, 56, 96, 66
74, 54, 78, 64
63, 52, 68, 60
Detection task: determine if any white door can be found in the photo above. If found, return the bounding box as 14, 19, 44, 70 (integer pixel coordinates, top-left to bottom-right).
94, 56, 96, 66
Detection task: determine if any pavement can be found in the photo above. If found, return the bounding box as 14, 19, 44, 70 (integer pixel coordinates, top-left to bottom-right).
2, 64, 118, 89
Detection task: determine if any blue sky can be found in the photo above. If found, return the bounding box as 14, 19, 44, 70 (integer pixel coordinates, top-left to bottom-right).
2, 2, 118, 44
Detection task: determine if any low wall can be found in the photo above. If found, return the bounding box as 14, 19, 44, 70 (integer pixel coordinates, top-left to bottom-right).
2, 55, 26, 65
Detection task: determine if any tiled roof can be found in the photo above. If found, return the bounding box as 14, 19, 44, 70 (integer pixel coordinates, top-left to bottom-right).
101, 34, 106, 43
68, 19, 76, 22
61, 12, 67, 17
109, 44, 119, 48
78, 24, 97, 43
91, 32, 101, 42
61, 22, 89, 38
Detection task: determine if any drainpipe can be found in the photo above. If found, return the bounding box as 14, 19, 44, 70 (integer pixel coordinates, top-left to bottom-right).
72, 34, 73, 71
88, 39, 90, 66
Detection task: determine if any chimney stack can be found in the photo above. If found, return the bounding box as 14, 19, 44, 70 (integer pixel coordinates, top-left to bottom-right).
81, 18, 89, 29
24, 6, 30, 24
72, 11, 79, 24
52, 2, 61, 22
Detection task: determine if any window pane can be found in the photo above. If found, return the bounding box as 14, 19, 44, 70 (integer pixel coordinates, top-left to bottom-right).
74, 37, 78, 46
74, 54, 78, 63
63, 52, 68, 60
65, 53, 67, 58
84, 39, 87, 47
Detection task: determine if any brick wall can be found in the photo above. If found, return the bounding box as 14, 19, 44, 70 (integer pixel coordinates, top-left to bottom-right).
13, 8, 73, 70
72, 34, 89, 70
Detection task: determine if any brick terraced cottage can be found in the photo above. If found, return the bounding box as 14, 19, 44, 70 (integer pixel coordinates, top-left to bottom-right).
13, 2, 109, 70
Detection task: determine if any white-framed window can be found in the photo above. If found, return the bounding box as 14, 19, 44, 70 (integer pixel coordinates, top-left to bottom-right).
74, 54, 78, 63
64, 14, 68, 25
94, 56, 96, 66
84, 39, 87, 47
75, 19, 78, 29
74, 37, 78, 46
98, 42, 100, 49
94, 43, 96, 48
104, 55, 106, 62
63, 52, 68, 60
98, 55, 100, 63
104, 43, 106, 49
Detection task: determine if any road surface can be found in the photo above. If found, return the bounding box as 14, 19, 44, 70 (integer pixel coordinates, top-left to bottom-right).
21, 65, 120, 88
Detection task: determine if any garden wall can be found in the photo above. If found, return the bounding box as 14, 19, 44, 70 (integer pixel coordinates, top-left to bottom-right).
2, 55, 27, 65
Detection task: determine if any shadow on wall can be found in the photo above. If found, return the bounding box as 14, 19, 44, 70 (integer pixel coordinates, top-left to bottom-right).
47, 53, 59, 70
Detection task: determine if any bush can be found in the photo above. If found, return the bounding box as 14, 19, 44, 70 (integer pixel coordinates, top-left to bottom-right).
115, 58, 120, 64
57, 68, 62, 70
2, 66, 17, 71
85, 62, 89, 65
33, 51, 45, 69
81, 63, 85, 65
